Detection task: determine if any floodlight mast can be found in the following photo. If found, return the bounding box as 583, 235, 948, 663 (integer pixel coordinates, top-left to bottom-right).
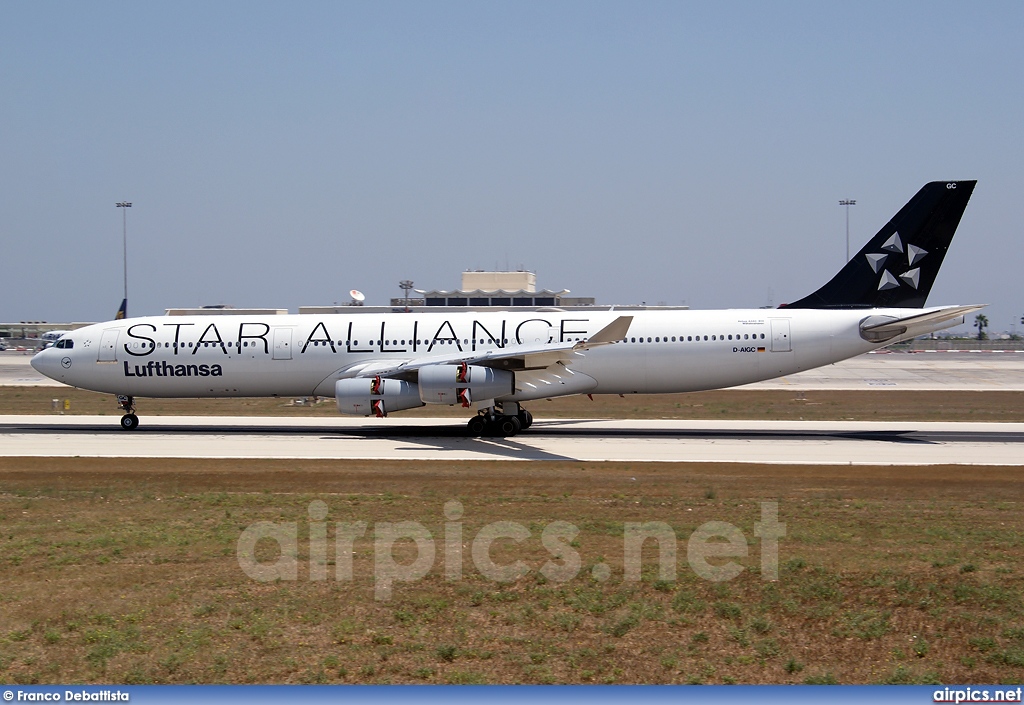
399, 280, 415, 309
839, 199, 856, 262
116, 202, 132, 316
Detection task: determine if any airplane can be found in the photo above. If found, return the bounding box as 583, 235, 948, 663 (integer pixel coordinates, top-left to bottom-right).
31, 180, 982, 436
38, 330, 73, 349
40, 330, 72, 343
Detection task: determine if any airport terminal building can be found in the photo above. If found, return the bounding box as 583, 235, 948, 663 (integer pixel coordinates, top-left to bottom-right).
404, 270, 595, 308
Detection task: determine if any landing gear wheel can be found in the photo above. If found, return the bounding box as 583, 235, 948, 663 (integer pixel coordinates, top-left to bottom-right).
116, 395, 138, 431
517, 409, 533, 429
466, 416, 487, 436
494, 415, 521, 437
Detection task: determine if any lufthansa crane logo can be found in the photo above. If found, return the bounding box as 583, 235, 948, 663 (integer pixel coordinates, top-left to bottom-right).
61, 357, 72, 369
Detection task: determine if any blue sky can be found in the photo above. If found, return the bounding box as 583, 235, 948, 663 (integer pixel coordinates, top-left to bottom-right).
2, 1, 1021, 332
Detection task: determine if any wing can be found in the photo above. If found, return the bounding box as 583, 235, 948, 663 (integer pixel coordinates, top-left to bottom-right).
329, 315, 633, 381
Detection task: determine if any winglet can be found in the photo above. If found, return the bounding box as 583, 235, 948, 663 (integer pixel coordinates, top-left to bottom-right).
576, 316, 633, 349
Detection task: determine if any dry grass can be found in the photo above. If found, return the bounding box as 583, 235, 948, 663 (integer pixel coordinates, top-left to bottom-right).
4, 386, 1024, 422
1, 458, 1023, 685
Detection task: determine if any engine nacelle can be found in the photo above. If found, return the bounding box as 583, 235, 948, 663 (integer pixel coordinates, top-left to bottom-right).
417, 363, 514, 406
335, 377, 423, 417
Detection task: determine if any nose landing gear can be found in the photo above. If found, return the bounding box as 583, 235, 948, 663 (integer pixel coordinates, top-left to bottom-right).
117, 395, 139, 431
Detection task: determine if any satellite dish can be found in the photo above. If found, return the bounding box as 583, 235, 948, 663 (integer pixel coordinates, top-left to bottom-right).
349, 289, 365, 305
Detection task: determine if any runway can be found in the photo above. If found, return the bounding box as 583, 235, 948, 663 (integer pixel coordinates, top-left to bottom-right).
2, 415, 1022, 465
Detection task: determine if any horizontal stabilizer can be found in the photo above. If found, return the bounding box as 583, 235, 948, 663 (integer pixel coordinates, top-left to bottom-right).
859, 305, 986, 343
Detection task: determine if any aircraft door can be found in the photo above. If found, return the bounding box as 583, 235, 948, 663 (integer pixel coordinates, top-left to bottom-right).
98, 328, 119, 362
272, 328, 293, 360
770, 319, 791, 352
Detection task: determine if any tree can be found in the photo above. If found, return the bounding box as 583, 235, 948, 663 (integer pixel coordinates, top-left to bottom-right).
974, 314, 989, 341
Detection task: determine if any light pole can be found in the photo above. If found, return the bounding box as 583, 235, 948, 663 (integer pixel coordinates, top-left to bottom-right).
116, 202, 132, 317
839, 199, 856, 262
399, 280, 415, 310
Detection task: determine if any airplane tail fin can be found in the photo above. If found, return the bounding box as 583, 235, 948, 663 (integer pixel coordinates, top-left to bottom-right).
783, 181, 976, 309
114, 298, 127, 320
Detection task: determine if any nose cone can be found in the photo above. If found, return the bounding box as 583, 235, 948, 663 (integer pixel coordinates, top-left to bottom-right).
30, 348, 56, 380
30, 349, 44, 374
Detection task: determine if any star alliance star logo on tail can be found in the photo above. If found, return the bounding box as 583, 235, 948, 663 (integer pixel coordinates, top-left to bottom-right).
865, 232, 927, 291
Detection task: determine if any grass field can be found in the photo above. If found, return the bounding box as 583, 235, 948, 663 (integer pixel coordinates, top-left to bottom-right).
4, 386, 1024, 422
1, 457, 1023, 685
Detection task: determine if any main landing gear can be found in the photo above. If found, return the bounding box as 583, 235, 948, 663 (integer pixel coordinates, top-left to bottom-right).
117, 395, 139, 431
466, 402, 533, 438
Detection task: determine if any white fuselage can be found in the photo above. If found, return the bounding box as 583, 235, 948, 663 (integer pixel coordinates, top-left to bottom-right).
29, 307, 931, 403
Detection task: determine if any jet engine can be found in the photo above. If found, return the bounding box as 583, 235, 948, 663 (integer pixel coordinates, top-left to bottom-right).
417, 363, 514, 407
335, 376, 423, 417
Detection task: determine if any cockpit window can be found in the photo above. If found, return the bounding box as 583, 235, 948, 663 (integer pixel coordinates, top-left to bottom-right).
55, 339, 74, 349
